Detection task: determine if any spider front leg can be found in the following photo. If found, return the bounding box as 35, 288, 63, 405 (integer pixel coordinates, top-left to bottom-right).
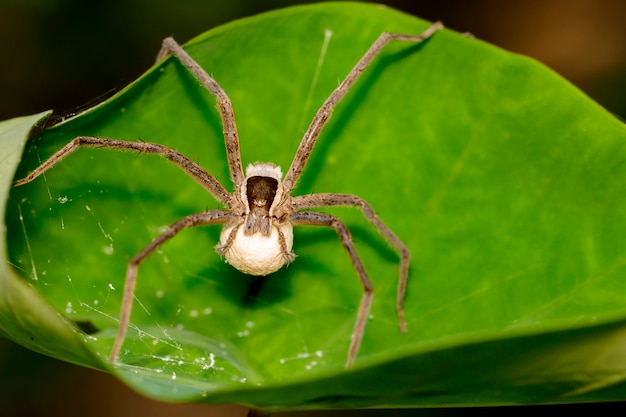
293, 193, 410, 332
282, 21, 443, 192
110, 210, 235, 363
156, 37, 245, 188
290, 211, 373, 368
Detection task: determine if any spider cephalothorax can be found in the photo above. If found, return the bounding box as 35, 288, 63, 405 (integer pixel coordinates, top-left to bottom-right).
13, 22, 442, 367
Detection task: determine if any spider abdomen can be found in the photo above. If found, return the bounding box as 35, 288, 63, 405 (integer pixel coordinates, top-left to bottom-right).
218, 221, 294, 276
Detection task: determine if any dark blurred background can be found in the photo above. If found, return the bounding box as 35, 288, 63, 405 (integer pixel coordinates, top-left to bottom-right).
1, 0, 626, 416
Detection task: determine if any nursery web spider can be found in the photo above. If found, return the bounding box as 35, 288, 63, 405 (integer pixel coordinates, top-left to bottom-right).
13, 22, 443, 368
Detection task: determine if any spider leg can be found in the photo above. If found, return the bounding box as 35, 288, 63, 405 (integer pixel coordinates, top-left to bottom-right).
282, 21, 443, 192
293, 193, 410, 332
110, 210, 234, 363
157, 37, 245, 189
215, 220, 242, 255
13, 136, 231, 205
290, 210, 373, 368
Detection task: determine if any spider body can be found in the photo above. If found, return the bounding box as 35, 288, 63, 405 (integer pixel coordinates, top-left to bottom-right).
13, 22, 442, 368
218, 163, 295, 275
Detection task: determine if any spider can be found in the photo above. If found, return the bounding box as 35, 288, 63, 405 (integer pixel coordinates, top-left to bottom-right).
13, 21, 443, 368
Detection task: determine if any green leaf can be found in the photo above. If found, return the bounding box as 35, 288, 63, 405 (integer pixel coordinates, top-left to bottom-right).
0, 111, 101, 368
4, 1, 626, 410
